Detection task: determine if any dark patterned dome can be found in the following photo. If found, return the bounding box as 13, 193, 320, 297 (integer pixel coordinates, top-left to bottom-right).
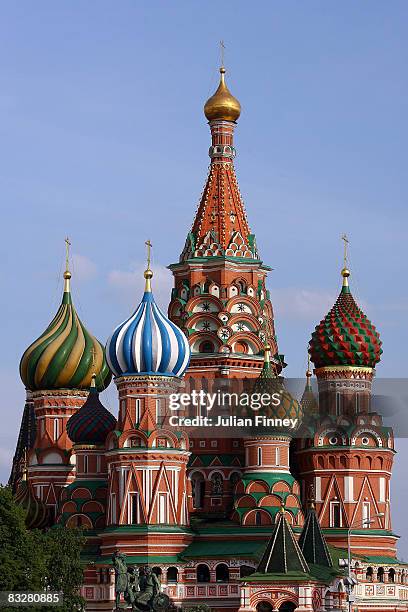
67, 375, 116, 445
309, 269, 382, 369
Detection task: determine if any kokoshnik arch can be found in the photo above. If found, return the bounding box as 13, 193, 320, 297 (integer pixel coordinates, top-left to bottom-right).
10, 62, 408, 611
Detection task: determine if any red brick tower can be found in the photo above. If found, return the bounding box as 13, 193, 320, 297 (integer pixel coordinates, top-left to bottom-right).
101, 263, 192, 562
18, 246, 111, 522
168, 66, 283, 517
296, 257, 397, 557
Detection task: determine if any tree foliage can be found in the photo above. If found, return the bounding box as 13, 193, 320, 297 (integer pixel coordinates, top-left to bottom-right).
0, 486, 85, 611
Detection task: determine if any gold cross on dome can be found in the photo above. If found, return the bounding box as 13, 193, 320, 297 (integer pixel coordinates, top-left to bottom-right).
341, 233, 349, 268
145, 240, 152, 269
220, 40, 225, 68
64, 236, 71, 272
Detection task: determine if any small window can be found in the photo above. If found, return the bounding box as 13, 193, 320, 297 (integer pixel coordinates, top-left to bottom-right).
232, 440, 239, 448
211, 440, 218, 448
335, 393, 342, 416
330, 502, 341, 527
257, 447, 262, 466
53, 418, 59, 441
199, 440, 206, 448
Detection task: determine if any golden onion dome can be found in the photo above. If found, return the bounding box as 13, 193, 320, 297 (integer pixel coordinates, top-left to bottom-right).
204, 67, 241, 122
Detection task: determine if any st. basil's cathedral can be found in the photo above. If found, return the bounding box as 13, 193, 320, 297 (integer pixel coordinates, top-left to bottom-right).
10, 63, 408, 611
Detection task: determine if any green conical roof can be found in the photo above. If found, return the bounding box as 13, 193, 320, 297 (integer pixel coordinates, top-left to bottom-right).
257, 509, 309, 574
299, 504, 333, 568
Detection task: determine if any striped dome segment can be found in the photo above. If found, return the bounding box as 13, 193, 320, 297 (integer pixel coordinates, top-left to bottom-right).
20, 275, 112, 392
309, 272, 382, 369
67, 382, 116, 445
106, 274, 190, 378
15, 478, 49, 529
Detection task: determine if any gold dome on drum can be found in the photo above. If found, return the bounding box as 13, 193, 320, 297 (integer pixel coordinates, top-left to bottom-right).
204, 67, 241, 122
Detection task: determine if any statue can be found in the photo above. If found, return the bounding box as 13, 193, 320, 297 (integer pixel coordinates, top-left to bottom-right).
112, 553, 171, 611
112, 551, 134, 609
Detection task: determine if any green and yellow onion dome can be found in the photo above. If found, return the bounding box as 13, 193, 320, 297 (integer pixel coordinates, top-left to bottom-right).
20, 270, 111, 392
309, 268, 382, 369
247, 346, 303, 434
15, 473, 48, 529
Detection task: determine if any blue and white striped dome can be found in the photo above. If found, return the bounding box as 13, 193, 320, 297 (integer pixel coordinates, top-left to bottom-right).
106, 269, 190, 378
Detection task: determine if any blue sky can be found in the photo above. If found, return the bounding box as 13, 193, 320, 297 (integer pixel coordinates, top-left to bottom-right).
1, 2, 407, 555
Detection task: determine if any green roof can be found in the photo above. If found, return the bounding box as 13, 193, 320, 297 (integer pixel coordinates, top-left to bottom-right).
257, 511, 309, 575
181, 539, 265, 560
299, 507, 333, 568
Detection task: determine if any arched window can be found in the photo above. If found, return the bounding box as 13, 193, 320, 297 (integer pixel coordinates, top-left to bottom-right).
256, 603, 273, 612
152, 567, 162, 577
377, 567, 385, 582
366, 567, 373, 581
389, 568, 396, 583
257, 447, 262, 466
191, 473, 205, 509
197, 564, 210, 583
279, 603, 297, 612
216, 563, 229, 582
211, 472, 223, 495
255, 511, 262, 526
200, 340, 214, 354
167, 567, 178, 583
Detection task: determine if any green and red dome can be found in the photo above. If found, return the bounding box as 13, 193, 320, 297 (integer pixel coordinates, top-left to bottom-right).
309, 269, 382, 369
66, 376, 116, 445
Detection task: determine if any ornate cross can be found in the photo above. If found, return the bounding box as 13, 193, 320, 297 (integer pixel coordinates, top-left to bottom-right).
145, 240, 152, 269
341, 233, 349, 268
220, 40, 225, 67
65, 236, 71, 272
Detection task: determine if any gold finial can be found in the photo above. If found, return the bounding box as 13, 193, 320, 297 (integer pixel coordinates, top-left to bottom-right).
280, 499, 285, 514
63, 236, 72, 292
21, 449, 28, 482
341, 233, 350, 287
90, 347, 97, 389
308, 484, 316, 509
306, 352, 312, 379
144, 240, 153, 292
263, 344, 271, 364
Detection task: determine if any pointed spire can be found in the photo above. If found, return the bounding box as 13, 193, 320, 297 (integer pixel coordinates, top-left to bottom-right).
301, 352, 318, 417
257, 508, 309, 574
299, 487, 333, 568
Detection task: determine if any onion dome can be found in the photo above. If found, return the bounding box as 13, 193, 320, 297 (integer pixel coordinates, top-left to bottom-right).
309, 268, 382, 369
15, 469, 48, 529
252, 346, 303, 432
106, 264, 190, 378
67, 374, 116, 445
20, 263, 111, 392
204, 66, 241, 122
